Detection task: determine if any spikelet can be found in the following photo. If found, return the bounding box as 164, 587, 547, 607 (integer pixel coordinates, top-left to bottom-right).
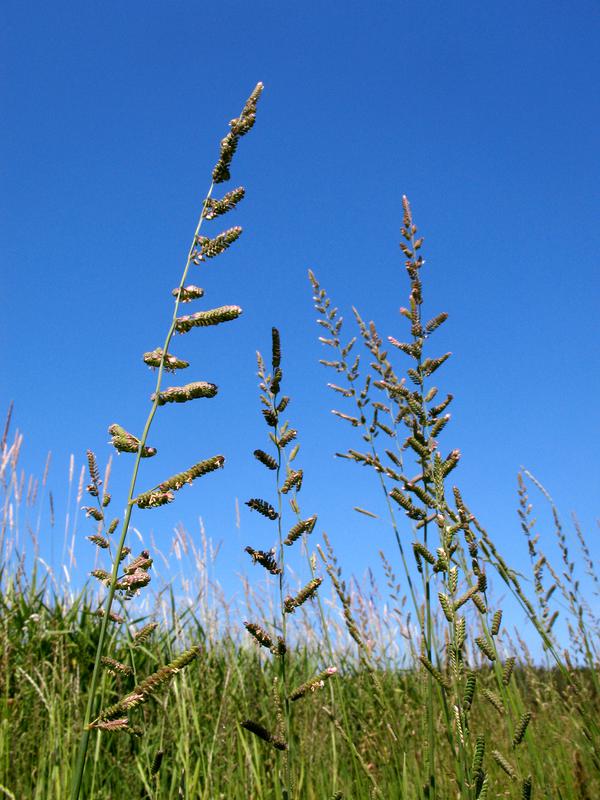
328, 383, 353, 397
174, 305, 242, 333
419, 654, 450, 690
454, 704, 465, 745
476, 776, 489, 800
475, 636, 496, 662
272, 637, 286, 656
472, 734, 485, 777
442, 449, 461, 477
171, 284, 204, 302
502, 656, 516, 685
413, 541, 436, 565
231, 82, 264, 135
477, 572, 487, 592
482, 687, 504, 714
420, 353, 451, 377
202, 187, 245, 219
240, 719, 286, 751
284, 577, 322, 613
438, 592, 454, 622
405, 435, 430, 459
277, 428, 297, 448
253, 449, 277, 470
108, 424, 157, 457
101, 657, 133, 677
114, 568, 151, 593
123, 550, 153, 575
212, 83, 264, 183
194, 227, 242, 260
91, 718, 133, 733
512, 712, 532, 747
262, 408, 277, 426
281, 469, 303, 494
448, 565, 458, 593
425, 311, 448, 334
491, 609, 503, 636
246, 498, 278, 520
83, 506, 103, 522
142, 348, 189, 373
94, 607, 125, 624
471, 593, 487, 614
152, 381, 218, 406
86, 450, 101, 492
134, 489, 174, 509
244, 621, 275, 651
454, 584, 479, 610
245, 546, 282, 574
405, 481, 437, 508
88, 534, 109, 549
91, 569, 110, 583
133, 621, 158, 647
271, 327, 281, 370
270, 368, 282, 396
212, 132, 238, 184
156, 456, 224, 493
430, 413, 451, 438
462, 671, 477, 711
289, 667, 337, 701
95, 645, 201, 722
135, 456, 224, 509
492, 749, 516, 779
284, 515, 317, 545
521, 776, 532, 800
107, 518, 119, 535
391, 487, 426, 520
151, 751, 164, 776
429, 393, 453, 417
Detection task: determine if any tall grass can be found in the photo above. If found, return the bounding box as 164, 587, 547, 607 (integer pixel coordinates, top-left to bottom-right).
1, 86, 599, 799
68, 81, 264, 799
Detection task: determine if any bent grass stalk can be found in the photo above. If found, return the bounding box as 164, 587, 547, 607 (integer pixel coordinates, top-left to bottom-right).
70, 82, 264, 800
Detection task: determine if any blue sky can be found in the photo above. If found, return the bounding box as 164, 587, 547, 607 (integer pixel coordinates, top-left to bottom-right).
2, 1, 599, 641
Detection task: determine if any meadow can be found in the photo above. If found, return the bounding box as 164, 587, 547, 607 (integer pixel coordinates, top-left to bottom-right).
1, 83, 598, 800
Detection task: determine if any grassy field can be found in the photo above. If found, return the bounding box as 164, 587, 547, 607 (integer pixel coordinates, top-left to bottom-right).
1, 530, 599, 799
0, 416, 600, 800
2, 84, 599, 799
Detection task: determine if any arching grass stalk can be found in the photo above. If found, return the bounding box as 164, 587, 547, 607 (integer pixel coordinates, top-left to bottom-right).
70, 82, 264, 800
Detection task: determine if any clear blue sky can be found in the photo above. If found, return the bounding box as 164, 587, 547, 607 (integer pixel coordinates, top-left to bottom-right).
2, 1, 599, 636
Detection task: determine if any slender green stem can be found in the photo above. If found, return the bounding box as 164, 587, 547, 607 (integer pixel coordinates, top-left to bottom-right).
70, 182, 215, 800
274, 413, 291, 798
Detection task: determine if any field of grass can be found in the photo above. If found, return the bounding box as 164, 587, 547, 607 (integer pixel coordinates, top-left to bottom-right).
1, 511, 599, 799
1, 83, 598, 799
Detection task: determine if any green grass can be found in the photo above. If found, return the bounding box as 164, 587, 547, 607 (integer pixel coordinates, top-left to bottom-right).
1, 566, 599, 799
